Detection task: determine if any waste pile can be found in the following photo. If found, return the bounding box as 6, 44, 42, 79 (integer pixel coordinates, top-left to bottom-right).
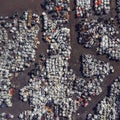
94, 0, 110, 15
87, 77, 120, 120
75, 0, 91, 17
81, 54, 114, 79
0, 11, 40, 107
0, 113, 14, 120
78, 18, 120, 61
43, 0, 70, 24
116, 0, 120, 24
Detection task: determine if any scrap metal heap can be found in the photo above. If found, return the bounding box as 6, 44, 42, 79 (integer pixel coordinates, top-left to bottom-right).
18, 1, 116, 119
94, 0, 110, 15
0, 113, 14, 120
75, 0, 110, 17
75, 0, 91, 17
44, 0, 70, 24
78, 18, 120, 61
19, 11, 79, 120
0, 11, 40, 107
73, 77, 103, 107
19, 13, 77, 120
87, 77, 120, 120
116, 0, 120, 24
42, 12, 71, 57
82, 54, 114, 79
19, 12, 114, 120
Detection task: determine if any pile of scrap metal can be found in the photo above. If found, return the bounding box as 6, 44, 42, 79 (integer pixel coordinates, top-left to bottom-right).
87, 77, 120, 120
116, 0, 120, 24
75, 0, 91, 17
78, 18, 120, 61
94, 0, 110, 15
43, 0, 70, 23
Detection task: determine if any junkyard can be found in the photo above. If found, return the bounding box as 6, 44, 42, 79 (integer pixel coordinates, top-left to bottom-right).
0, 0, 120, 120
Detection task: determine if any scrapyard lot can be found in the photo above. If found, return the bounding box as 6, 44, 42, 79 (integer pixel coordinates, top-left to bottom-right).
0, 0, 120, 120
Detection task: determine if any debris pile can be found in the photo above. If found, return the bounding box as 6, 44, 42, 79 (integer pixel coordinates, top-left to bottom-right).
0, 11, 40, 107
78, 18, 120, 61
75, 0, 91, 17
87, 77, 120, 120
82, 54, 114, 79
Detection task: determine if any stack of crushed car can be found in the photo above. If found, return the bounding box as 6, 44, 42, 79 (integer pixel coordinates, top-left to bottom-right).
94, 0, 110, 15
0, 113, 14, 120
0, 11, 40, 107
78, 18, 120, 61
75, 0, 91, 17
116, 0, 120, 24
19, 7, 114, 120
19, 12, 77, 120
87, 77, 120, 120
82, 54, 114, 79
44, 0, 70, 24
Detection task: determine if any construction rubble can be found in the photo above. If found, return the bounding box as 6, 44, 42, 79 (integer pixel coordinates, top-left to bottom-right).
87, 77, 120, 120
0, 11, 40, 107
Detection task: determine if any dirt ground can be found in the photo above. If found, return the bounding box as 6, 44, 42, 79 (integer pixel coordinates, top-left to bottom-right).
0, 0, 120, 120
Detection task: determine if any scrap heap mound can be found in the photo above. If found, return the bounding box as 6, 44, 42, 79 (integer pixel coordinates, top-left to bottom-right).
87, 77, 120, 120
78, 18, 120, 61
0, 11, 40, 107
